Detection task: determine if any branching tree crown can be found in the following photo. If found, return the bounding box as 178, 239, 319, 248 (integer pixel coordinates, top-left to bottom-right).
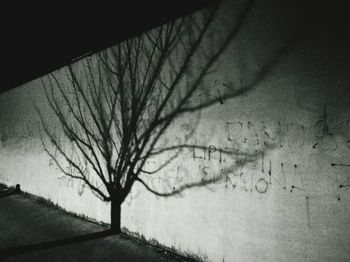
36, 0, 263, 233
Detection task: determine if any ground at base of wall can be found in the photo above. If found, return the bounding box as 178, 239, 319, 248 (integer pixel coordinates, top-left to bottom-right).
0, 187, 195, 262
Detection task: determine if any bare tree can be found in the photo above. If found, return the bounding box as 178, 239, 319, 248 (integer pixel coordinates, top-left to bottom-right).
36, 0, 267, 233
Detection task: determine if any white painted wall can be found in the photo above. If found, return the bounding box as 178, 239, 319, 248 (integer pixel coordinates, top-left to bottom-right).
1, 1, 350, 261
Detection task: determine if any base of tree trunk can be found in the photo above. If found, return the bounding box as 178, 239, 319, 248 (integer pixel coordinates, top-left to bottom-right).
110, 199, 121, 234
110, 225, 121, 234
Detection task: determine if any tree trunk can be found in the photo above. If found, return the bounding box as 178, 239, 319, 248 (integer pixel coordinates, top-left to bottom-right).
110, 198, 121, 234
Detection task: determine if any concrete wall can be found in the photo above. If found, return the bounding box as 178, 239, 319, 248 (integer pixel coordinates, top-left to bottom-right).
1, 0, 350, 261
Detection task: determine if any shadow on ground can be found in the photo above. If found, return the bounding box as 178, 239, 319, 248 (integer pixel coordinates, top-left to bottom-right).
0, 191, 190, 262
0, 230, 112, 259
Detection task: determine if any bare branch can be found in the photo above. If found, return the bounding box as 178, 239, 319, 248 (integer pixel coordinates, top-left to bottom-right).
136, 176, 222, 197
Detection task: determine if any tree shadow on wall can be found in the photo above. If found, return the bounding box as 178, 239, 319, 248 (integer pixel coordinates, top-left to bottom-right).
35, 0, 310, 234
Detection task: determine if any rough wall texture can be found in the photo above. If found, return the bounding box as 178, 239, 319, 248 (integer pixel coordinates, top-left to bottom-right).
1, 0, 350, 261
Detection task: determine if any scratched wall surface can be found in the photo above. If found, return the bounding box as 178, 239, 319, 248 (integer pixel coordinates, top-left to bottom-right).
1, 0, 350, 261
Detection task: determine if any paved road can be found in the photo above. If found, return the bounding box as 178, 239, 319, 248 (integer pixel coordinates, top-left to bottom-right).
0, 191, 189, 262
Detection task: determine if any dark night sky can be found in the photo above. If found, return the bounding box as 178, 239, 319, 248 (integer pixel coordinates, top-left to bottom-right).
0, 1, 217, 93
1, 0, 349, 94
